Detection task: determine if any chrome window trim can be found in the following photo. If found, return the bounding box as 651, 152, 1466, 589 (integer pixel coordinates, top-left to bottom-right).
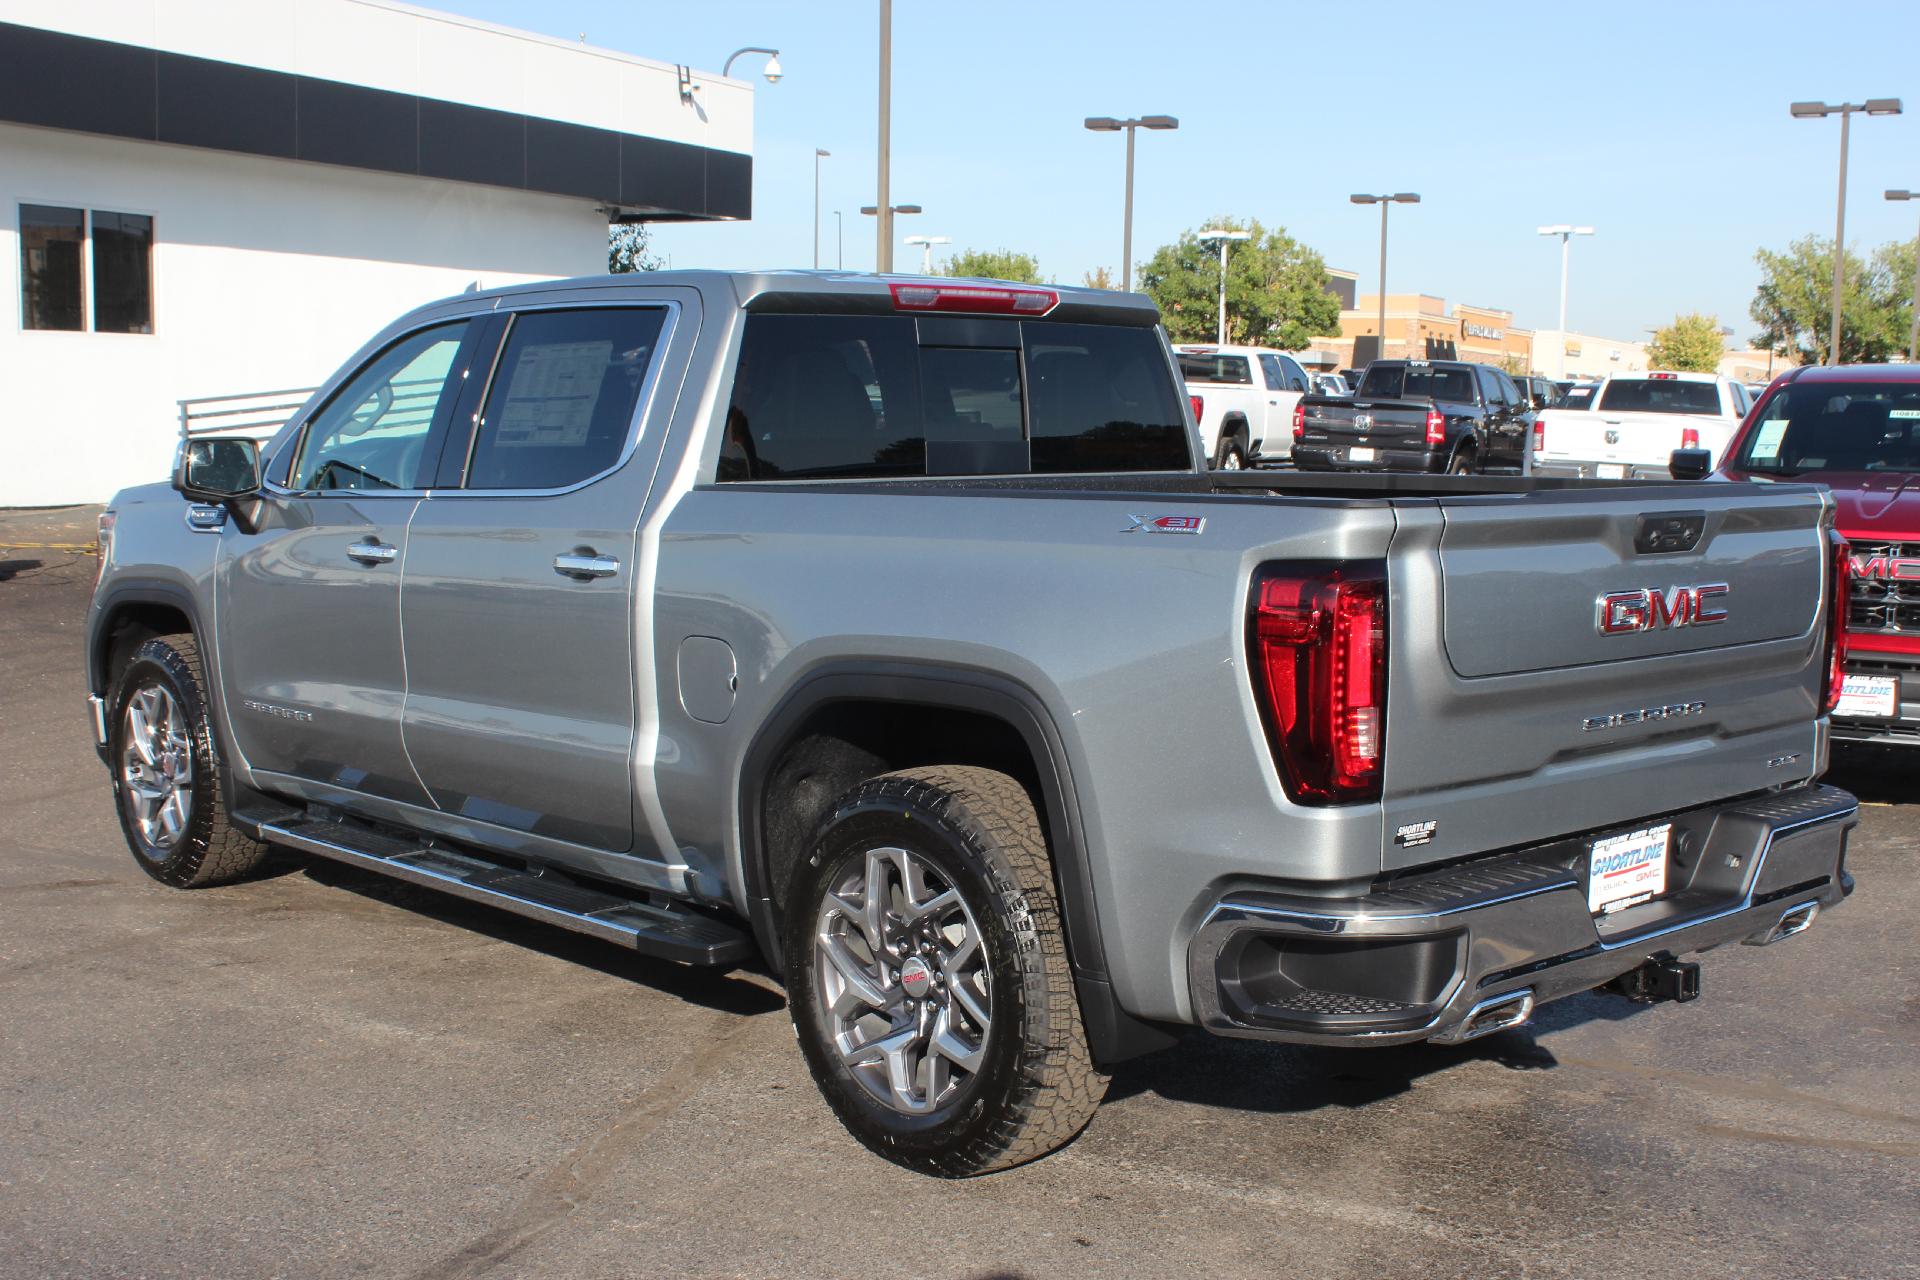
431, 299, 682, 500
258, 300, 680, 502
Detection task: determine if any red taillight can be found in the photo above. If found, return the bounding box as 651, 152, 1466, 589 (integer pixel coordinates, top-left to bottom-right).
1824, 534, 1850, 714
1650, 372, 1676, 380
1532, 420, 1545, 453
1250, 565, 1387, 803
1680, 426, 1700, 450
1424, 407, 1444, 447
888, 282, 1058, 315
1292, 400, 1307, 441
1189, 394, 1204, 424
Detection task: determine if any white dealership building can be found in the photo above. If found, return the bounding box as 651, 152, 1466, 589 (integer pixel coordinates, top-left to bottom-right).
0, 0, 754, 506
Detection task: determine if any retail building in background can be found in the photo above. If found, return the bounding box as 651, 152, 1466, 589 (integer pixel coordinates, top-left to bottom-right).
0, 0, 753, 505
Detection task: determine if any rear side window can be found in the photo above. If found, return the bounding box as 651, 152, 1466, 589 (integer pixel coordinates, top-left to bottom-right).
1596, 378, 1722, 415
1177, 353, 1252, 385
721, 314, 1189, 481
465, 307, 667, 490
1361, 364, 1476, 403
1258, 354, 1286, 391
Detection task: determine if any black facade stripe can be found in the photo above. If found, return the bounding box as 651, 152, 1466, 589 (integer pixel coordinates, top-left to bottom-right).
0, 20, 749, 220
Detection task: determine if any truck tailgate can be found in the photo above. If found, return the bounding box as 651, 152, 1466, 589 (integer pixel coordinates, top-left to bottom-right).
1379, 482, 1832, 869
1537, 408, 1722, 468
1305, 397, 1430, 446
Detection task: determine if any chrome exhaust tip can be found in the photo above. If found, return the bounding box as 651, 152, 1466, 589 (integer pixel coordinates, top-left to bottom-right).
1430, 988, 1535, 1045
1744, 900, 1818, 947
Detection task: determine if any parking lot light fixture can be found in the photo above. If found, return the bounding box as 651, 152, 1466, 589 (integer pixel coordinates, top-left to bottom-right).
1537, 224, 1595, 333
813, 149, 830, 269
1084, 114, 1179, 291
1790, 98, 1903, 362
904, 234, 952, 275
1889, 189, 1920, 360
1352, 193, 1420, 360
860, 205, 922, 272
1198, 227, 1251, 345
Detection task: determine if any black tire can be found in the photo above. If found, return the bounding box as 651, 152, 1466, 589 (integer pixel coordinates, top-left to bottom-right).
1213, 432, 1248, 471
108, 635, 270, 888
1448, 444, 1477, 475
785, 766, 1107, 1176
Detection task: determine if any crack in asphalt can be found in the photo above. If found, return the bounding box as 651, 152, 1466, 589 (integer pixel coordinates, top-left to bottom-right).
404, 1012, 759, 1280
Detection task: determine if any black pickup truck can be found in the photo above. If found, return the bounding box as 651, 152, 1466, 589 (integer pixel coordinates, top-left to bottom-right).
1293, 359, 1532, 474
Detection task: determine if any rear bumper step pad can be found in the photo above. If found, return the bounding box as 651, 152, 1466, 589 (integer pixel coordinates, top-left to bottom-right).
258, 816, 754, 967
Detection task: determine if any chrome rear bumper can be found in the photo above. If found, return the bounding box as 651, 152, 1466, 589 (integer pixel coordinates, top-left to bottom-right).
1187, 784, 1857, 1047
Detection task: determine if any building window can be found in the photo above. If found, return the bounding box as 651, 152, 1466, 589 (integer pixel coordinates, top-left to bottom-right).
18, 205, 155, 334
91, 212, 154, 334
20, 204, 84, 331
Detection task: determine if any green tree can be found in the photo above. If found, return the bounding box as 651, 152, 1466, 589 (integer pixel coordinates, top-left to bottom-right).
1750, 235, 1912, 364
1138, 217, 1340, 348
1647, 312, 1726, 372
608, 223, 661, 274
1082, 265, 1116, 290
940, 248, 1045, 284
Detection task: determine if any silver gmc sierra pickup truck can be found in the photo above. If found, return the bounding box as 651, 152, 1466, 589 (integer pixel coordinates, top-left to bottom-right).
86, 271, 1858, 1176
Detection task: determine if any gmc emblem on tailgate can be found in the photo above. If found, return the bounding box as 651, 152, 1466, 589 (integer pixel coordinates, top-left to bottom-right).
1596, 583, 1729, 635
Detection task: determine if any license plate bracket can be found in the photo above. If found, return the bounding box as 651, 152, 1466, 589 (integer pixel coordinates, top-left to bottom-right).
1835, 673, 1898, 719
1588, 823, 1671, 915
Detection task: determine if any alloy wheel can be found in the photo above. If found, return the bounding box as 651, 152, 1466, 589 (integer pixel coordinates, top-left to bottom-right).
813, 846, 991, 1116
121, 683, 193, 853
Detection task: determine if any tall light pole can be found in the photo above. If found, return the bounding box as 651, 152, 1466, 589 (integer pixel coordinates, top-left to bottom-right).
1083, 115, 1179, 292
1198, 228, 1250, 344
1888, 189, 1920, 361
876, 0, 893, 272
904, 234, 952, 274
1537, 224, 1594, 333
1791, 98, 1903, 363
835, 210, 844, 269
1351, 194, 1420, 361
813, 148, 830, 269
860, 204, 921, 272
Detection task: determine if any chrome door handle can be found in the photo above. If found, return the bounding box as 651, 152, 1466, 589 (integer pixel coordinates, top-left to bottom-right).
346, 540, 398, 565
554, 552, 619, 580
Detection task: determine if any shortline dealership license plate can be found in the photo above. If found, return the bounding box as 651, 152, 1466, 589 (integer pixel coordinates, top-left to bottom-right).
1348, 446, 1377, 462
1835, 673, 1898, 719
1588, 823, 1671, 915
1597, 462, 1627, 479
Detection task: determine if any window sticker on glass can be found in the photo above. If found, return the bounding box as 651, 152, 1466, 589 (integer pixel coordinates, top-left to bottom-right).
493, 341, 613, 447
1750, 420, 1788, 459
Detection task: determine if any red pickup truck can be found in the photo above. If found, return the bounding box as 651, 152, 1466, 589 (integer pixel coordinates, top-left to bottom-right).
1720, 363, 1920, 743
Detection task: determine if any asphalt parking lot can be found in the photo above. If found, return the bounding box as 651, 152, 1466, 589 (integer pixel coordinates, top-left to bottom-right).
2, 507, 1917, 1280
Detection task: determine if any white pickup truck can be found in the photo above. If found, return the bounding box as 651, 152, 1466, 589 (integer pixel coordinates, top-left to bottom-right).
1175, 344, 1313, 469
1532, 372, 1752, 479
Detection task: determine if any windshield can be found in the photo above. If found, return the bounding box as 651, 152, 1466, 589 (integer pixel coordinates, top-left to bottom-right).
1358, 364, 1475, 402
1178, 353, 1251, 385
1733, 382, 1920, 474
1597, 378, 1721, 415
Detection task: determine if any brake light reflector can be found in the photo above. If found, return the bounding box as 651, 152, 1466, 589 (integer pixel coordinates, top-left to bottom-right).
1824, 534, 1850, 714
1680, 426, 1700, 450
1292, 400, 1307, 441
1250, 564, 1387, 803
1424, 407, 1444, 446
1651, 372, 1677, 380
1532, 420, 1545, 453
1190, 394, 1204, 424
888, 282, 1058, 315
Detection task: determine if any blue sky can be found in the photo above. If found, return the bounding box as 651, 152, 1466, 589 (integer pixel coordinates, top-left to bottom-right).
436, 0, 1920, 344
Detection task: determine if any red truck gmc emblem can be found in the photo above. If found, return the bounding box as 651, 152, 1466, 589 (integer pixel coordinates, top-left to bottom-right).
1596, 583, 1730, 635
1850, 554, 1920, 581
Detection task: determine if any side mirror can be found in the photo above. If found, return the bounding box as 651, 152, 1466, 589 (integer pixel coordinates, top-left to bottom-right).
173, 437, 262, 502
1668, 447, 1712, 481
